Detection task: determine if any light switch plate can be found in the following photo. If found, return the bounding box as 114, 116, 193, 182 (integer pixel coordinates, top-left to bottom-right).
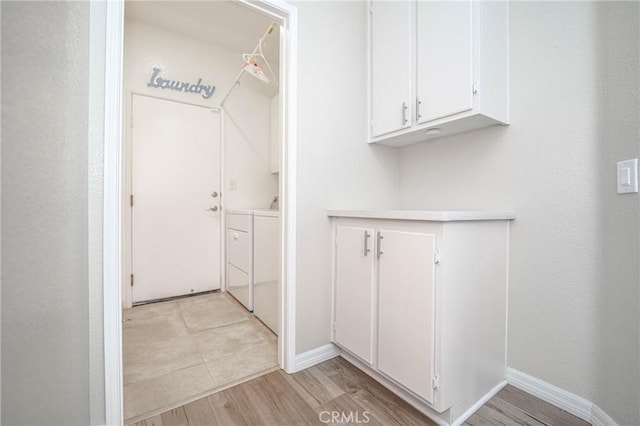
617, 159, 638, 194
229, 179, 237, 191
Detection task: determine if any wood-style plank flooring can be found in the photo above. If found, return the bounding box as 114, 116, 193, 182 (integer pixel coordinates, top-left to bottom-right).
132, 357, 589, 426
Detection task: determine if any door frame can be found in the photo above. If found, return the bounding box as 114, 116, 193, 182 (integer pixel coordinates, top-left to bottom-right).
101, 1, 298, 424
123, 93, 225, 307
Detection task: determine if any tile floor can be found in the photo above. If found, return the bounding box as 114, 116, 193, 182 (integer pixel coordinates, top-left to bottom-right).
123, 292, 278, 424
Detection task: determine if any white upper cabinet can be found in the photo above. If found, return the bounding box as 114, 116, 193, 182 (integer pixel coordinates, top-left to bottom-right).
370, 0, 413, 137
369, 1, 509, 147
416, 1, 473, 123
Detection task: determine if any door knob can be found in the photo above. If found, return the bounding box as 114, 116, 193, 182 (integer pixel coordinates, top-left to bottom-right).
211, 192, 218, 198
206, 206, 218, 212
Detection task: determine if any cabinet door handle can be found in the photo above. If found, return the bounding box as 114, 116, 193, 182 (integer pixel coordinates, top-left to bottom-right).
376, 231, 384, 259
364, 231, 371, 256
402, 102, 408, 125
416, 97, 422, 121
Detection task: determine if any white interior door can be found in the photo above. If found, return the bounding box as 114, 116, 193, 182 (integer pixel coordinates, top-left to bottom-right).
131, 95, 221, 303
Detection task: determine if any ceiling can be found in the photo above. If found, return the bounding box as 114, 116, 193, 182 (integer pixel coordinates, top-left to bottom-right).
125, 1, 280, 84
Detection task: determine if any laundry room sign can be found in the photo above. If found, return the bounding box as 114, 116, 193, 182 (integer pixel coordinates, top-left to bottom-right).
147, 68, 215, 99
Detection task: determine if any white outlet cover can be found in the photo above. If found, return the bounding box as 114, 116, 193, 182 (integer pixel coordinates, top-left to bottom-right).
617, 159, 638, 194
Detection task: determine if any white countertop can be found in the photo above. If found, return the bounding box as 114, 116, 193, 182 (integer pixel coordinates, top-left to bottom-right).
327, 210, 515, 222
226, 209, 280, 218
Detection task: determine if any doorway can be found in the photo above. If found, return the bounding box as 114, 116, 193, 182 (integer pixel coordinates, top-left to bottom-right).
130, 95, 222, 303
101, 1, 299, 424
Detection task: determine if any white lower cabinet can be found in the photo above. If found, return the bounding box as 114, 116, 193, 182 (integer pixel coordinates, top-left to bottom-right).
330, 211, 513, 424
333, 226, 376, 364
377, 229, 436, 404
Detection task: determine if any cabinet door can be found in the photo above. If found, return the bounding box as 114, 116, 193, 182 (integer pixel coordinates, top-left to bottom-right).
416, 0, 473, 123
371, 0, 413, 137
334, 226, 376, 364
377, 229, 436, 404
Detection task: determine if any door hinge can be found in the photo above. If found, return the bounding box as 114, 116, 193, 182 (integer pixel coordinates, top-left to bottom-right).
432, 375, 440, 390
369, 4, 374, 14
130, 194, 134, 207
130, 274, 134, 287
333, 322, 337, 331
472, 81, 479, 94
434, 250, 441, 265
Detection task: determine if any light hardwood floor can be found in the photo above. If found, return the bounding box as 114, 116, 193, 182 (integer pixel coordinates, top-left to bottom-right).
132, 357, 589, 426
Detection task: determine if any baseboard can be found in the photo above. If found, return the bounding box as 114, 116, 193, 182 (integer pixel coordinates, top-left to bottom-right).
452, 380, 508, 426
507, 368, 592, 421
293, 343, 340, 372
507, 368, 618, 426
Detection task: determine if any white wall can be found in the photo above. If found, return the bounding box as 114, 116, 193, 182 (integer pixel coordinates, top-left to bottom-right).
223, 84, 278, 210
593, 2, 640, 423
124, 20, 277, 211
1, 2, 92, 424
292, 1, 400, 354
124, 20, 237, 107
397, 2, 639, 424
89, 2, 107, 424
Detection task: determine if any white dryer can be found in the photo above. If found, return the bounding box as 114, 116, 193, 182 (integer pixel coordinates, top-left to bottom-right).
252, 210, 279, 334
